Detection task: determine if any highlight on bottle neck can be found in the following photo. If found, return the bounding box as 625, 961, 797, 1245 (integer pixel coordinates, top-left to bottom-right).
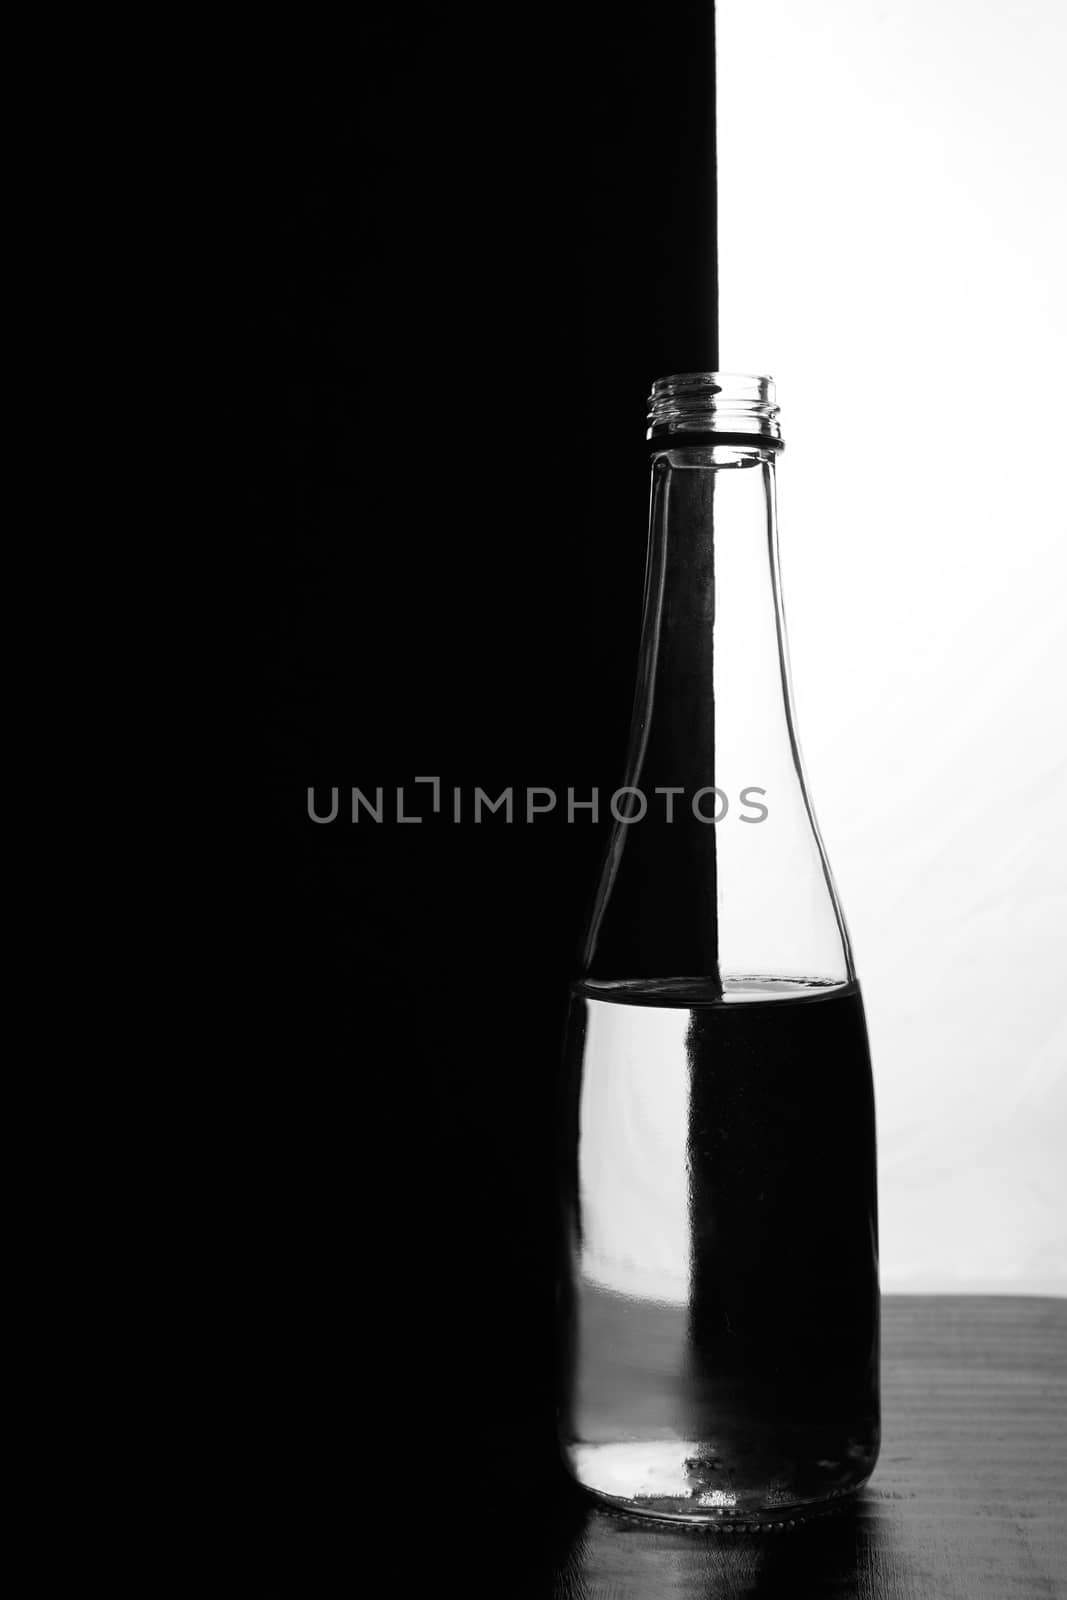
647, 372, 783, 445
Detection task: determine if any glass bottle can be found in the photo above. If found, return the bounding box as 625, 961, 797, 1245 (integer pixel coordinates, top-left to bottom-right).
557, 373, 879, 1526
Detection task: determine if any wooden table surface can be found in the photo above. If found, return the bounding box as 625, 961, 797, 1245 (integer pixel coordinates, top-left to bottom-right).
544, 1297, 1065, 1599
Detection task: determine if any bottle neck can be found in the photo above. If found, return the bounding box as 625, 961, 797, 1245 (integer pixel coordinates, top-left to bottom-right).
581, 440, 852, 995
633, 443, 778, 792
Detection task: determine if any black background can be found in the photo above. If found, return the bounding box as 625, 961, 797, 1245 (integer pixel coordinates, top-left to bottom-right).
227, 7, 719, 1578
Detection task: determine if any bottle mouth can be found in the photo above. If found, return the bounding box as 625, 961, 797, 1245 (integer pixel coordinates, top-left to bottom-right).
647, 372, 783, 445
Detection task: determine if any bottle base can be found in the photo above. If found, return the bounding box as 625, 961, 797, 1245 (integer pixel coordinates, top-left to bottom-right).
566, 1439, 875, 1529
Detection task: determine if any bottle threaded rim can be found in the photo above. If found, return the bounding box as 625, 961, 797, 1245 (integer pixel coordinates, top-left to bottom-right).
647, 372, 783, 443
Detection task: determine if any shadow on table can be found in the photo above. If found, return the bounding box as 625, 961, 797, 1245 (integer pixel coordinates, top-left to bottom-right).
548, 1483, 886, 1600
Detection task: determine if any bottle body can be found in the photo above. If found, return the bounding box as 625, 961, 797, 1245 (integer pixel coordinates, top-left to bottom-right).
559, 978, 878, 1524
557, 375, 879, 1524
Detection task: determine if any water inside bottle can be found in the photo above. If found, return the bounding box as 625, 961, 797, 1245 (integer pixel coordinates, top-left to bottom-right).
558, 978, 880, 1525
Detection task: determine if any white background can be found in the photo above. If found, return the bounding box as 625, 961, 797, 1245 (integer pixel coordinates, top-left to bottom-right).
717, 0, 1067, 1295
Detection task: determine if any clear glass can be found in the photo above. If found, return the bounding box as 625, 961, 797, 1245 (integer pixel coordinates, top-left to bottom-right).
557, 374, 880, 1526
